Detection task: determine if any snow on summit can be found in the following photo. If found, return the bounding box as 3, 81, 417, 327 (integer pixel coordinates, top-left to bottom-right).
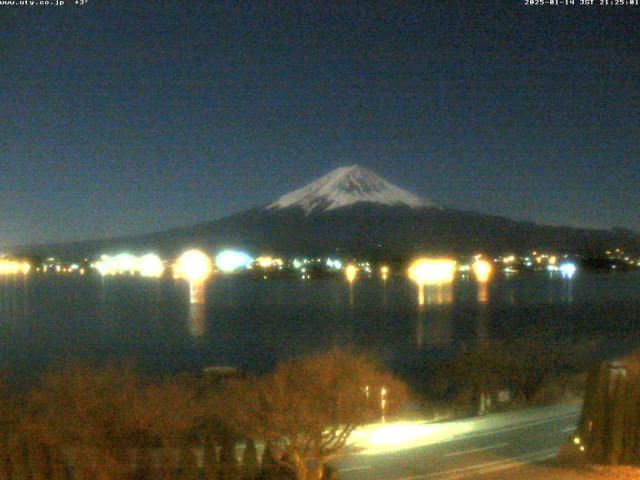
267, 165, 437, 214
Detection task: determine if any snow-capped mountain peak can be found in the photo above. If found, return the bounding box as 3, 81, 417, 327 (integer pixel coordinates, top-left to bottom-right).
267, 165, 437, 214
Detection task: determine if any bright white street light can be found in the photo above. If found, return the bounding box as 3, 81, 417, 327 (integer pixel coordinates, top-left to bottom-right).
215, 250, 253, 273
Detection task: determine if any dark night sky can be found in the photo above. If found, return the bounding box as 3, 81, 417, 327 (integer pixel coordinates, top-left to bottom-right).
1, 0, 639, 246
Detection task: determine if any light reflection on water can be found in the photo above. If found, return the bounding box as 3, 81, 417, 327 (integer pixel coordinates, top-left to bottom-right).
1, 272, 640, 383
188, 303, 207, 338
414, 283, 455, 350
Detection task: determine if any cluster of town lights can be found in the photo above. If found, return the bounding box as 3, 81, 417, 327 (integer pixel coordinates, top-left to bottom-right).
256, 256, 283, 268
93, 253, 165, 278
0, 259, 31, 275
4, 247, 582, 289
87, 251, 579, 289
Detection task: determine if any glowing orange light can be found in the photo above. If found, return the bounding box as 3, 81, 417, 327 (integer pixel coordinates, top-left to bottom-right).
472, 259, 493, 283
0, 259, 31, 275
380, 265, 389, 281
256, 256, 274, 268
174, 250, 213, 282
408, 258, 457, 286
408, 259, 456, 306
345, 264, 358, 283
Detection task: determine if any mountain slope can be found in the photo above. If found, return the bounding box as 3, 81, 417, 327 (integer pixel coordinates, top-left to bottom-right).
11, 166, 640, 259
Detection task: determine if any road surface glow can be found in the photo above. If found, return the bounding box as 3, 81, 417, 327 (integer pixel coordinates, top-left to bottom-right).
412, 447, 559, 480
339, 465, 372, 473
349, 421, 474, 455
443, 442, 509, 458
335, 405, 581, 480
347, 405, 580, 457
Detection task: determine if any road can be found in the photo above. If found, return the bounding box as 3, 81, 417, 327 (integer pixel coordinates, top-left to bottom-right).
333, 403, 581, 480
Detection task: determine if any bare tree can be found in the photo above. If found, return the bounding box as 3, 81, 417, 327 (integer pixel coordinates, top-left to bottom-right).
217, 349, 408, 480
436, 335, 562, 413
20, 363, 206, 479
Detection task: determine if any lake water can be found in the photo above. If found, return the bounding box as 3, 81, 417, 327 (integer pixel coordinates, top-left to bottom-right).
1, 271, 640, 387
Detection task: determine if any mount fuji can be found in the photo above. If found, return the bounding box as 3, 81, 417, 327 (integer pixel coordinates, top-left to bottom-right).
15, 166, 640, 259
267, 165, 436, 214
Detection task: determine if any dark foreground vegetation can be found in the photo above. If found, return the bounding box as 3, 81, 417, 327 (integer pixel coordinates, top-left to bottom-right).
0, 350, 407, 480
426, 335, 591, 418
0, 334, 611, 480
